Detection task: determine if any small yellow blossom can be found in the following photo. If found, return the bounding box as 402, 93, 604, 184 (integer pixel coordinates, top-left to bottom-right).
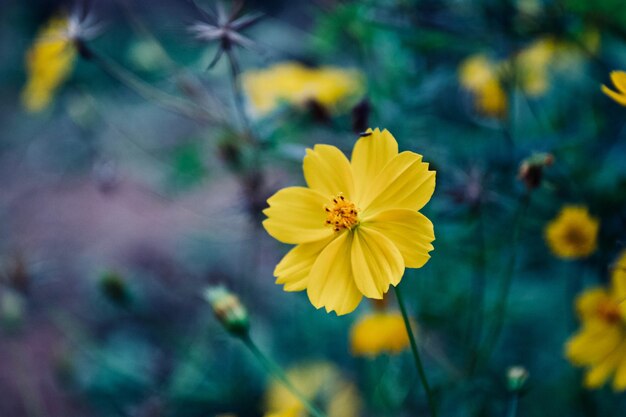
264, 361, 360, 417
22, 16, 77, 112
263, 128, 435, 315
545, 206, 599, 260
515, 37, 556, 96
565, 251, 626, 390
349, 311, 412, 356
602, 71, 626, 106
458, 54, 508, 118
242, 62, 364, 117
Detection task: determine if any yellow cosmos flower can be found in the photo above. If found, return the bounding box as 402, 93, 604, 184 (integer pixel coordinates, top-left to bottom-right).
458, 54, 508, 118
264, 361, 360, 417
242, 62, 364, 117
602, 71, 626, 106
545, 206, 599, 259
349, 311, 412, 356
565, 251, 626, 390
22, 16, 77, 112
263, 128, 435, 315
515, 37, 556, 96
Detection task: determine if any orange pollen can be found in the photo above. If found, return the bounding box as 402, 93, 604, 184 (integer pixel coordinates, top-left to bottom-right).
324, 194, 359, 232
597, 300, 621, 324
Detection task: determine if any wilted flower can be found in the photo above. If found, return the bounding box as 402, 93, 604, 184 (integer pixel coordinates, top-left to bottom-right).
21, 9, 103, 112
263, 128, 435, 315
350, 311, 412, 356
518, 152, 554, 190
203, 286, 250, 336
243, 62, 364, 117
602, 71, 626, 106
188, 0, 263, 68
545, 206, 599, 259
565, 251, 626, 390
264, 361, 361, 417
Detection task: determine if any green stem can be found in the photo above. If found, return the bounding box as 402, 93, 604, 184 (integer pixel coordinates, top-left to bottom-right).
477, 192, 531, 366
241, 334, 327, 417
506, 393, 519, 417
393, 285, 438, 417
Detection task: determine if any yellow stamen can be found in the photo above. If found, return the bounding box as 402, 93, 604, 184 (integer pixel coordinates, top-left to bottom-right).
324, 194, 359, 232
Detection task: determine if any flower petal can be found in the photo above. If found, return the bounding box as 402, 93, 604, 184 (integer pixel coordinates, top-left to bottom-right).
613, 355, 626, 391
274, 237, 334, 292
307, 232, 362, 315
350, 128, 398, 202
363, 209, 435, 268
602, 84, 626, 106
610, 71, 626, 93
263, 187, 333, 244
351, 227, 405, 299
303, 144, 355, 199
360, 151, 435, 216
584, 340, 626, 389
566, 321, 622, 365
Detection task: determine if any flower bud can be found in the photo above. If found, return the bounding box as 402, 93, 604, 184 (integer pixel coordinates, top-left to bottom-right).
506, 366, 529, 392
203, 286, 250, 337
99, 271, 130, 306
518, 153, 554, 190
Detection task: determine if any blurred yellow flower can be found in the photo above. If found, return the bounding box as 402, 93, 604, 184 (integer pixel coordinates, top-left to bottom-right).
264, 361, 361, 417
263, 128, 435, 315
515, 37, 556, 96
602, 71, 626, 106
545, 206, 599, 259
458, 54, 508, 118
565, 251, 626, 390
349, 311, 412, 356
21, 16, 77, 112
242, 62, 364, 117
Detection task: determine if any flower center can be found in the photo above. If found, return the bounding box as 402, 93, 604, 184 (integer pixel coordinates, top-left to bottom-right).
597, 299, 622, 324
324, 194, 359, 232
564, 227, 587, 248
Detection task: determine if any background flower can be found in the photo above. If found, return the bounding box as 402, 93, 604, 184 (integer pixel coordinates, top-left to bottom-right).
545, 206, 599, 259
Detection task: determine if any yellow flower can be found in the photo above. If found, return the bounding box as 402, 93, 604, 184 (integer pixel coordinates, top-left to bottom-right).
515, 37, 556, 96
264, 361, 361, 417
349, 311, 412, 356
544, 206, 599, 259
242, 62, 364, 117
602, 71, 626, 106
565, 251, 626, 390
458, 54, 508, 118
263, 128, 435, 315
21, 16, 77, 112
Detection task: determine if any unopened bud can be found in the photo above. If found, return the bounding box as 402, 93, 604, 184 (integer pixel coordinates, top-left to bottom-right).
518, 153, 554, 190
99, 271, 130, 306
204, 286, 249, 337
506, 366, 529, 392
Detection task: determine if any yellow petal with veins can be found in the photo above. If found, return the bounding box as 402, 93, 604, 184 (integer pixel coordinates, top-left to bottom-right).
303, 144, 355, 200
584, 341, 626, 389
274, 237, 334, 292
263, 187, 333, 244
364, 209, 434, 268
360, 151, 435, 217
350, 128, 398, 202
351, 227, 405, 299
307, 232, 362, 315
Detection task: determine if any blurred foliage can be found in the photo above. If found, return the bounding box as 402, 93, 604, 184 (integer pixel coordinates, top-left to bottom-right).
1, 0, 626, 416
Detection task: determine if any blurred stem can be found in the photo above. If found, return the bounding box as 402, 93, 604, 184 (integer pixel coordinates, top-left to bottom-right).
506, 393, 519, 417
224, 48, 256, 144
393, 285, 438, 417
466, 206, 487, 375
87, 47, 216, 123
477, 191, 532, 366
241, 334, 327, 417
